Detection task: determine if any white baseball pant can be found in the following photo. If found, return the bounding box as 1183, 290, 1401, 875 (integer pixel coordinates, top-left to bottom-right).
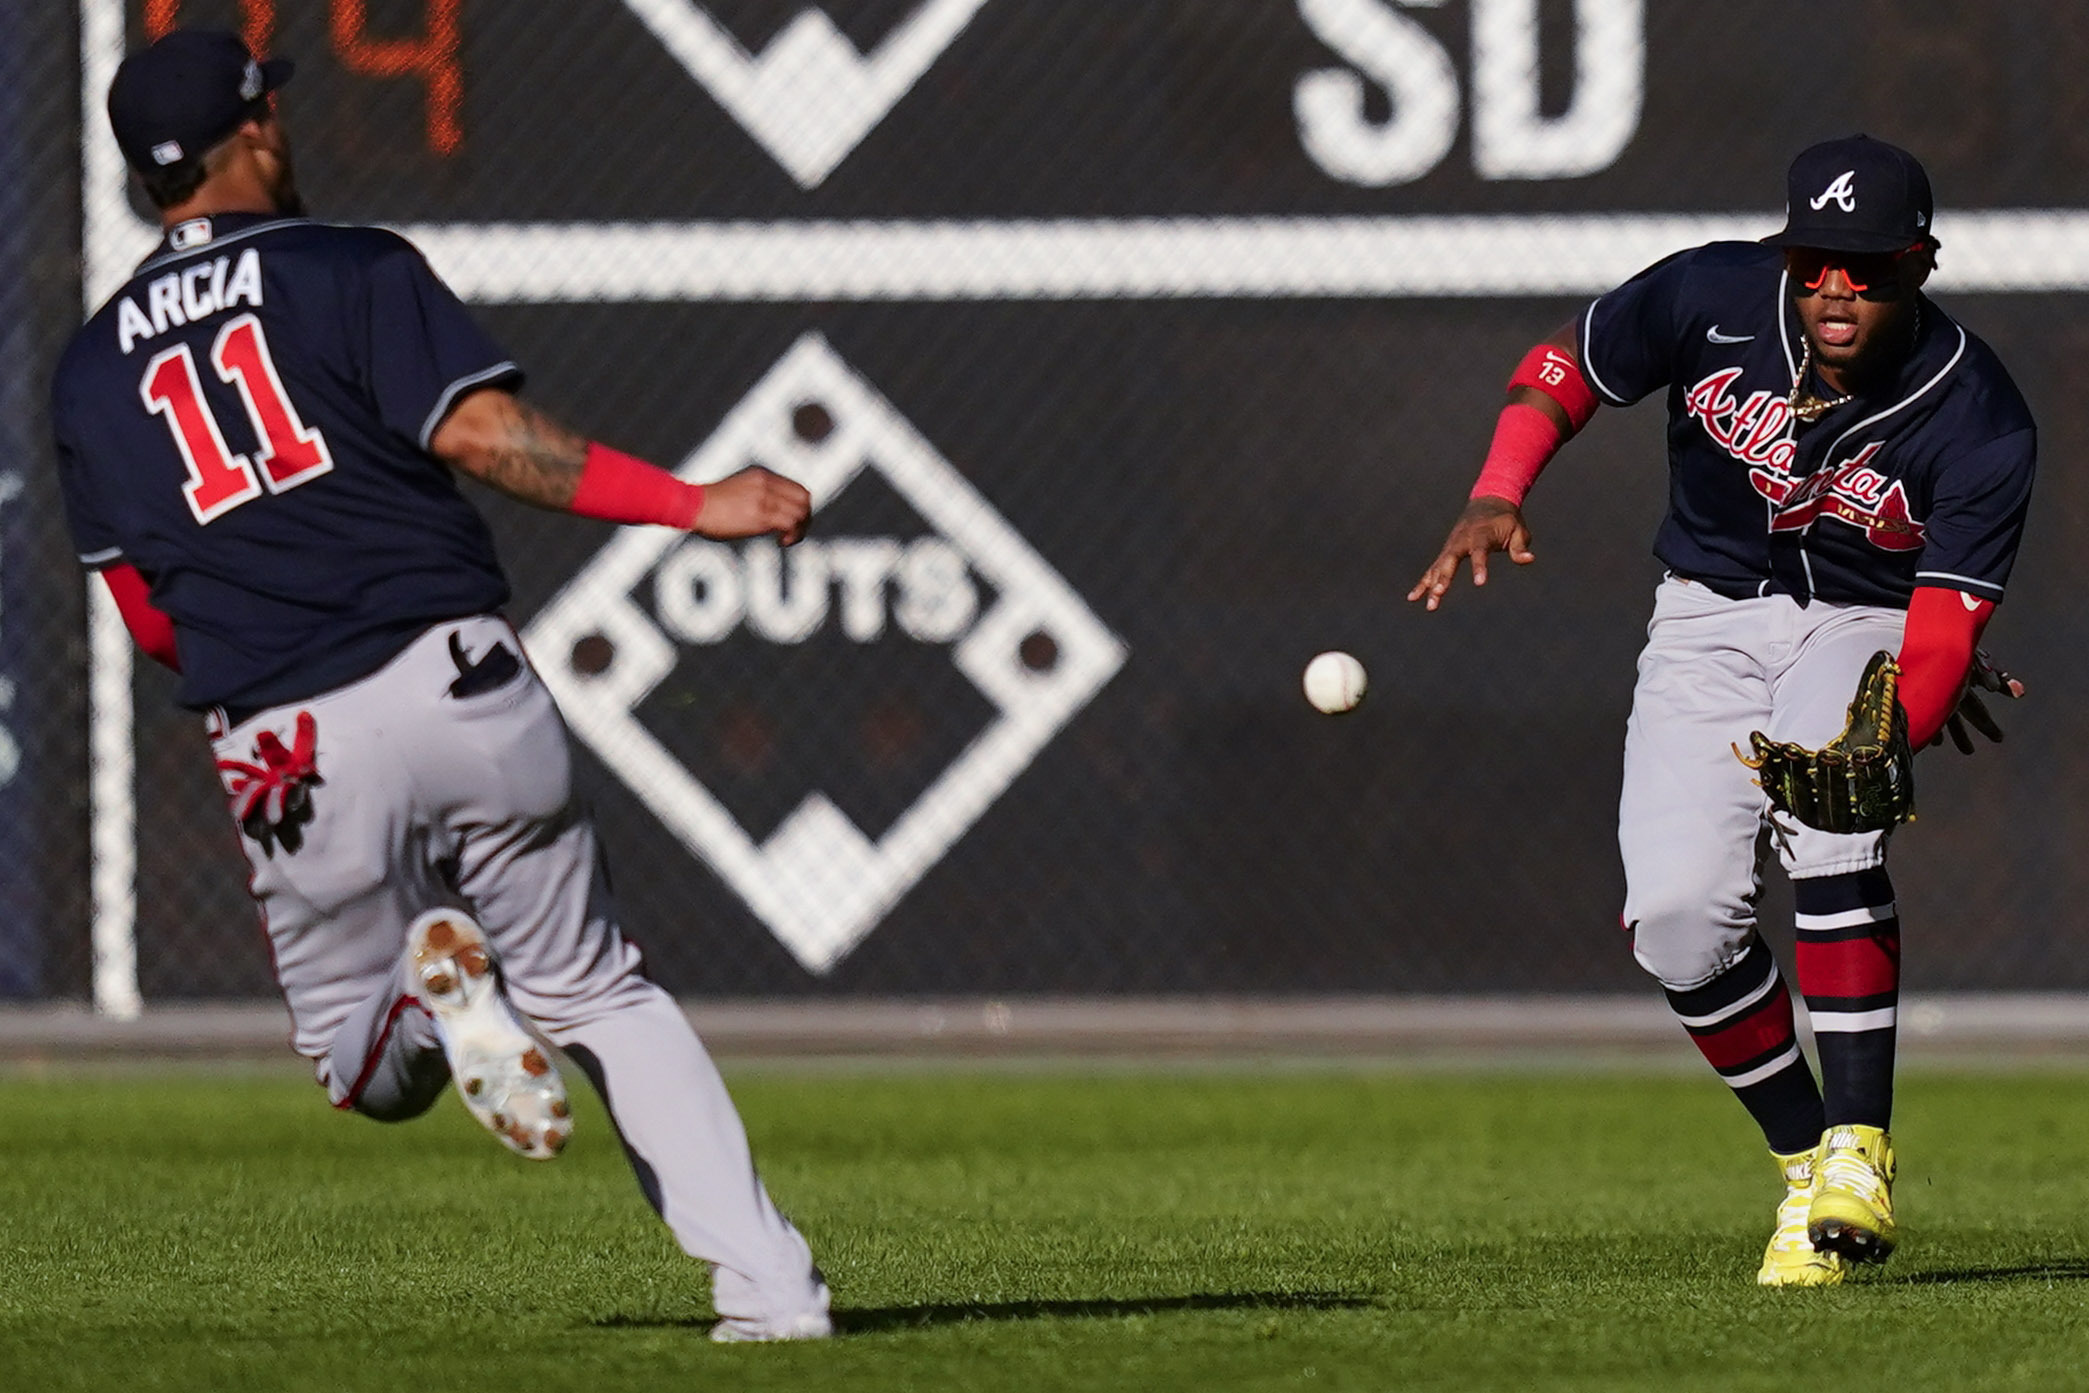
205, 614, 824, 1328
1620, 576, 1904, 990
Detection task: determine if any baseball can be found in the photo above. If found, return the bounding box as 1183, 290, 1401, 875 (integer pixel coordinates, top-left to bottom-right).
1302, 651, 1367, 714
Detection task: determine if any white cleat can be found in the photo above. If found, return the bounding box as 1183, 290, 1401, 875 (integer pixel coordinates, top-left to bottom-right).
709, 1283, 834, 1343
708, 1310, 834, 1344
406, 909, 571, 1161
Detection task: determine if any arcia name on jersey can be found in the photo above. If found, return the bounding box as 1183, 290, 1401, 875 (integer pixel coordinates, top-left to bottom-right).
115, 247, 264, 356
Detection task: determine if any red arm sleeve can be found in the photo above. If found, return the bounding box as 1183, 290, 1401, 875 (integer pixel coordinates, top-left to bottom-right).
1468, 343, 1601, 506
1469, 404, 1562, 506
100, 563, 181, 672
1896, 585, 1992, 748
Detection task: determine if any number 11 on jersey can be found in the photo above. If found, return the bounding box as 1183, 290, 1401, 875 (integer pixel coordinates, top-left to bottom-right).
140, 313, 334, 525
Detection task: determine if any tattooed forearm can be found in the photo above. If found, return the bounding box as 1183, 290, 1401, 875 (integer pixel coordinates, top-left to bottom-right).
432, 390, 590, 509
468, 396, 589, 507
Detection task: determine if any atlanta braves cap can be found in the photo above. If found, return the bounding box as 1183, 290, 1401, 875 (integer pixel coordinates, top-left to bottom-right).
107, 30, 294, 176
1762, 135, 1934, 254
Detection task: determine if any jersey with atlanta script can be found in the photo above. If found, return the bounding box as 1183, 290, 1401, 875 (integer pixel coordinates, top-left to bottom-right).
1576, 241, 2036, 609
51, 212, 522, 711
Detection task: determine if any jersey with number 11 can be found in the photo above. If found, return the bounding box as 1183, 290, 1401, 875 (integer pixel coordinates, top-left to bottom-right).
52, 212, 525, 712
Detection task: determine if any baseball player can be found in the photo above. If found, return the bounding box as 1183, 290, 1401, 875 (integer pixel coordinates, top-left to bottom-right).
51, 31, 831, 1341
1409, 136, 2035, 1285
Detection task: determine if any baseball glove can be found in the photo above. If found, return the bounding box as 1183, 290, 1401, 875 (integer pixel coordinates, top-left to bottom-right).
1737, 650, 1915, 834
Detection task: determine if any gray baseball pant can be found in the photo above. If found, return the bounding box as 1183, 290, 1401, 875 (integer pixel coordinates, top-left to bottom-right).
1620, 576, 1903, 990
206, 615, 823, 1327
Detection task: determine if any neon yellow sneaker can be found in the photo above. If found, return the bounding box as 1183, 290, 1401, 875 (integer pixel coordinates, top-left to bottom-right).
1808, 1124, 1897, 1263
1757, 1145, 1846, 1286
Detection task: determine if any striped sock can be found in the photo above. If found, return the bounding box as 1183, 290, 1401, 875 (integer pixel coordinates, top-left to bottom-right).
1794, 868, 1900, 1129
1665, 938, 1824, 1155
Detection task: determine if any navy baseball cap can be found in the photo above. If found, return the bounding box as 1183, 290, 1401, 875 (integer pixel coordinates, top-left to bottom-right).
107, 30, 294, 175
1763, 135, 1933, 254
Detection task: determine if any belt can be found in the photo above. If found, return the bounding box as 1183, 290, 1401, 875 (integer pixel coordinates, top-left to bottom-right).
209, 616, 513, 734
1673, 572, 1775, 602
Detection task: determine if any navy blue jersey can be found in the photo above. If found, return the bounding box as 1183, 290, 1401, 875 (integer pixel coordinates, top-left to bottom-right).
51, 212, 520, 710
1577, 242, 2036, 608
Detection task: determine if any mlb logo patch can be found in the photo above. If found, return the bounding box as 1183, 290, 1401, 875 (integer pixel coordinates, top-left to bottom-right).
151, 140, 184, 166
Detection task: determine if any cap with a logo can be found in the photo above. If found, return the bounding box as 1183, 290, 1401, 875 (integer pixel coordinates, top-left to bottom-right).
107, 30, 294, 175
1762, 135, 1933, 254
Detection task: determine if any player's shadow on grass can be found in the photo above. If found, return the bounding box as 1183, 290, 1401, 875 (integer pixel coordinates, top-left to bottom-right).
593, 1291, 1370, 1335
1894, 1260, 2089, 1286
836, 1291, 1372, 1333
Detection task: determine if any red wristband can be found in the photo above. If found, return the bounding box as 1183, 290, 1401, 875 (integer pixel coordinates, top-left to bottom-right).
1508, 344, 1600, 431
1469, 403, 1562, 506
571, 443, 705, 530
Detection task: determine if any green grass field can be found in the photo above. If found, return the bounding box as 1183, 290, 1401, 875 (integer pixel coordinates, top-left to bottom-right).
5, 1063, 2089, 1391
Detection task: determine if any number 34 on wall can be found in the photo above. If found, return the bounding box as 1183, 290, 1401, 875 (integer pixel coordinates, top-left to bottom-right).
1296, 0, 1644, 186
146, 0, 461, 156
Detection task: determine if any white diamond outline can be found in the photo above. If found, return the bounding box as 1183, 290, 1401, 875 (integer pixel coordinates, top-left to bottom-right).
618, 0, 993, 189
523, 333, 1128, 973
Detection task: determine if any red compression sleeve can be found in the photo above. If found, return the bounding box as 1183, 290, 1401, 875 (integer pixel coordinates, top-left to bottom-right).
1896, 585, 1993, 748
101, 563, 180, 672
1469, 404, 1561, 505
1468, 344, 1602, 505
569, 443, 705, 530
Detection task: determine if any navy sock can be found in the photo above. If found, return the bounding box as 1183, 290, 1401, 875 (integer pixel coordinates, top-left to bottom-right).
1794, 868, 1900, 1129
1665, 938, 1825, 1155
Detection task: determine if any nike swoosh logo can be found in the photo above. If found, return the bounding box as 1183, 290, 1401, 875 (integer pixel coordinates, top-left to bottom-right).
1962, 591, 1982, 612
1706, 326, 1755, 344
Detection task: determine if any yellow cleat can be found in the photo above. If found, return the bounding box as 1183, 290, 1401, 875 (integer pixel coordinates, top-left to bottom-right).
1758, 1145, 1847, 1286
1808, 1124, 1897, 1263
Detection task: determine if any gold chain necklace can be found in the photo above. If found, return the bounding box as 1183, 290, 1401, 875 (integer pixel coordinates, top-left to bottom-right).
1788, 304, 1920, 425
1787, 338, 1851, 424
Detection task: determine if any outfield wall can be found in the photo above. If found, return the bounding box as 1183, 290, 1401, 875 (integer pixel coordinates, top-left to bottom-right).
15, 2, 2089, 1004
5, 3, 93, 999
0, 0, 31, 994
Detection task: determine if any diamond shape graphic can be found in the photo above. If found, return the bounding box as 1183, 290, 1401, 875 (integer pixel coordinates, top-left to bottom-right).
620, 0, 992, 188
523, 333, 1127, 973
